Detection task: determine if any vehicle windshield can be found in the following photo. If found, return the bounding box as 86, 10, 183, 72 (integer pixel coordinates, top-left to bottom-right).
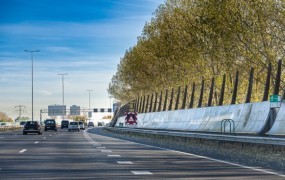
25, 121, 38, 126
45, 121, 55, 125
70, 122, 78, 125
79, 122, 83, 125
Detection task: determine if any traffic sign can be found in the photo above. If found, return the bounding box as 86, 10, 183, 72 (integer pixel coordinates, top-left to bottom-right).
270, 94, 281, 108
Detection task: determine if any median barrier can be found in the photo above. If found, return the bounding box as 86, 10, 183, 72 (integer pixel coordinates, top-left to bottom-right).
267, 101, 285, 136
116, 101, 271, 135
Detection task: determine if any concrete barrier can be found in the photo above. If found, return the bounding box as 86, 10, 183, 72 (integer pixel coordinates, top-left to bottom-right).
267, 101, 285, 135
116, 101, 271, 134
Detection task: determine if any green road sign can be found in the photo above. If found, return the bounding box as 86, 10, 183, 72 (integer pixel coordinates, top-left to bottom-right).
270, 95, 281, 102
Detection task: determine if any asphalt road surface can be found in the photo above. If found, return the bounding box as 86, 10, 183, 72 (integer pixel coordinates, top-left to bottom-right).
0, 127, 284, 179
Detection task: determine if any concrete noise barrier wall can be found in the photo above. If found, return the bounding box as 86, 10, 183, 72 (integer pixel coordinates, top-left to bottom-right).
267, 101, 285, 135
116, 101, 271, 134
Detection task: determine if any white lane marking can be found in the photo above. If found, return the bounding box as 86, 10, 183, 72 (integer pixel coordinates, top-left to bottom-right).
19, 149, 27, 153
49, 134, 52, 136
93, 144, 102, 146
129, 140, 285, 178
0, 137, 4, 138
101, 150, 112, 153
85, 131, 285, 178
43, 137, 46, 139
85, 131, 285, 177
107, 155, 121, 157
131, 171, 152, 175
34, 141, 39, 144
117, 161, 133, 164
96, 147, 106, 149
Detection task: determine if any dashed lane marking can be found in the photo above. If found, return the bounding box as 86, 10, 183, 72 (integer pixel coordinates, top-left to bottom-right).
34, 141, 39, 144
43, 137, 46, 139
107, 155, 121, 157
131, 171, 153, 175
96, 147, 106, 149
117, 161, 133, 164
101, 150, 112, 153
93, 144, 101, 146
19, 149, 27, 153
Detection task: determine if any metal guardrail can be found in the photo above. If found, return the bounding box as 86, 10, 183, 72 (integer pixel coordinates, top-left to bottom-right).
105, 127, 285, 146
0, 125, 22, 132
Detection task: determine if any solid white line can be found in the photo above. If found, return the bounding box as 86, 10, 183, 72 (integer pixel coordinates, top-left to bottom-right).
34, 141, 39, 144
131, 141, 285, 178
131, 171, 152, 175
19, 149, 27, 153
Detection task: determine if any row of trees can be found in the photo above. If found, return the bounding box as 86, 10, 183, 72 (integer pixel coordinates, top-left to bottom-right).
108, 0, 285, 105
0, 112, 13, 122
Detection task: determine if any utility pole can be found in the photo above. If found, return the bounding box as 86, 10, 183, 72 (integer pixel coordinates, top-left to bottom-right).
14, 105, 26, 118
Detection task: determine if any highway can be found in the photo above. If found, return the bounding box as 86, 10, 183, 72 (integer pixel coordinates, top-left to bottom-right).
0, 127, 284, 179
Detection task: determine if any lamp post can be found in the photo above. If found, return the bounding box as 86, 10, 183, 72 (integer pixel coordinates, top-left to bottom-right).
24, 50, 40, 122
86, 90, 93, 122
58, 73, 68, 121
109, 95, 113, 117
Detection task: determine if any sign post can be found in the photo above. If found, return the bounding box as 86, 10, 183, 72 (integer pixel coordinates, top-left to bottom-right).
269, 94, 281, 128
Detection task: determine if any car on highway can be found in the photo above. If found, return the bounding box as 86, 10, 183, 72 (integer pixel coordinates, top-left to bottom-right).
98, 122, 104, 126
68, 121, 80, 132
23, 121, 42, 135
88, 122, 94, 127
78, 121, 85, 130
20, 121, 26, 127
44, 119, 57, 131
61, 120, 69, 129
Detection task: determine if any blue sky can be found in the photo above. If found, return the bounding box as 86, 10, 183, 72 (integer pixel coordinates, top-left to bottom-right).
0, 0, 164, 120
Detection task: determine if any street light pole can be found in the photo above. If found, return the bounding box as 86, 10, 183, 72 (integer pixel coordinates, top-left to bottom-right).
24, 50, 40, 122
58, 73, 68, 121
86, 90, 93, 122
109, 95, 112, 117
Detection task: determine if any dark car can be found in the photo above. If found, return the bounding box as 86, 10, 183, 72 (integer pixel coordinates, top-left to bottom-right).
23, 121, 42, 135
20, 121, 26, 126
44, 119, 57, 131
88, 122, 94, 127
61, 120, 69, 129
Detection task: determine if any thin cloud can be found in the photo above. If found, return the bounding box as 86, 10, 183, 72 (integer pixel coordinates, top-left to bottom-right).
45, 46, 74, 53
37, 90, 53, 96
